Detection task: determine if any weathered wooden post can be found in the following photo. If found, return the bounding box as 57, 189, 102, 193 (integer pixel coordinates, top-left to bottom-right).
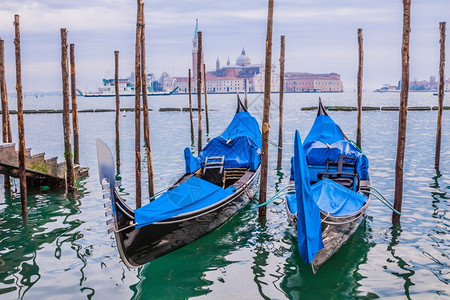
0, 39, 12, 144
61, 29, 75, 192
135, 0, 143, 208
244, 78, 248, 109
203, 63, 209, 134
114, 51, 120, 169
197, 31, 203, 153
188, 68, 194, 142
140, 3, 154, 198
0, 39, 12, 190
393, 0, 411, 226
435, 22, 446, 170
276, 35, 285, 169
259, 0, 274, 219
14, 15, 28, 221
69, 43, 79, 165
356, 28, 363, 149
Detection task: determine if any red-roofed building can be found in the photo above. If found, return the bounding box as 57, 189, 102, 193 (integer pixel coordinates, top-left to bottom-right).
284, 72, 343, 92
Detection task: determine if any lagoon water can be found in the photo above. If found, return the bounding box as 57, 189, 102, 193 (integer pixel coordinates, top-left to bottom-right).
0, 91, 448, 299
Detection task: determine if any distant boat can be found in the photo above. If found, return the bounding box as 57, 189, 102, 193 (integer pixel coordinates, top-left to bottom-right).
96, 97, 261, 268
79, 78, 178, 97
284, 99, 371, 273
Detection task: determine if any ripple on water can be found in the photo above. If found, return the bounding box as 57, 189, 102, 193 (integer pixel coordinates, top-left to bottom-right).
0, 92, 449, 298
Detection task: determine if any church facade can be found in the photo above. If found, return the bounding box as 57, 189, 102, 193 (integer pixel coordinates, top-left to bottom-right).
163, 20, 343, 94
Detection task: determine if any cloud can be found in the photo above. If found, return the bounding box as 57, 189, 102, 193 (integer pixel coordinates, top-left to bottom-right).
0, 0, 448, 92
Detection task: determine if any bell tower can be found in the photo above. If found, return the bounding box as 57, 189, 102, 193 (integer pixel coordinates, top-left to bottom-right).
192, 19, 203, 79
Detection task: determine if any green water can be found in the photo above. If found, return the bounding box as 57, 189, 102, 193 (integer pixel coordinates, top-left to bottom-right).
0, 92, 448, 299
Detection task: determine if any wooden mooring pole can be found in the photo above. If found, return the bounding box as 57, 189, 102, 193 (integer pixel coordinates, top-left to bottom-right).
141, 3, 154, 199
70, 44, 79, 165
244, 78, 248, 109
188, 69, 194, 142
0, 38, 12, 190
203, 63, 209, 135
135, 0, 143, 208
114, 51, 120, 170
276, 35, 285, 170
61, 29, 75, 192
393, 0, 411, 226
259, 0, 274, 219
435, 22, 446, 170
14, 15, 28, 221
0, 39, 12, 144
356, 28, 363, 149
197, 31, 203, 153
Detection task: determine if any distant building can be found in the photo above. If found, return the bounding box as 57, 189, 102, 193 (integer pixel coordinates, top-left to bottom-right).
380, 76, 450, 92
164, 20, 341, 94
374, 84, 399, 93
410, 76, 440, 91
284, 72, 343, 92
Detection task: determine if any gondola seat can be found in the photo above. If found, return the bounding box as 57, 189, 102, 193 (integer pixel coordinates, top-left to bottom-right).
317, 155, 357, 189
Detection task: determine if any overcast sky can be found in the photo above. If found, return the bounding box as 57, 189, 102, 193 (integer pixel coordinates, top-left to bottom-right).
0, 0, 449, 92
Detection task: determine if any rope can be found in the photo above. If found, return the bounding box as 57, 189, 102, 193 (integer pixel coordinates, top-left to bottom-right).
147, 185, 179, 201
360, 186, 402, 216
115, 222, 137, 233
321, 214, 363, 225
257, 185, 296, 208
268, 139, 282, 150
347, 139, 363, 154
321, 212, 330, 223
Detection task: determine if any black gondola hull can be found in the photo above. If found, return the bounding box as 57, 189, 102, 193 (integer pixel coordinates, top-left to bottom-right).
285, 180, 371, 273
113, 170, 260, 268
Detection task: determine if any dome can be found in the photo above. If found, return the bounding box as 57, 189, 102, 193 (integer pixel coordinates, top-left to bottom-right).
236, 49, 251, 67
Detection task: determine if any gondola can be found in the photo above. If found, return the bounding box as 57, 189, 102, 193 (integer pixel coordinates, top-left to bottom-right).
96, 97, 261, 268
285, 99, 371, 273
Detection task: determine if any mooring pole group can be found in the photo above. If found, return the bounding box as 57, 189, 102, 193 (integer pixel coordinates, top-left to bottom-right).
0, 2, 446, 230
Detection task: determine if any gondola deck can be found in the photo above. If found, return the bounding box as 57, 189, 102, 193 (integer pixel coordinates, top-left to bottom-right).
97, 98, 262, 268
285, 99, 371, 273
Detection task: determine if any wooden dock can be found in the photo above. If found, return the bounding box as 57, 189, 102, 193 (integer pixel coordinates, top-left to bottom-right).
0, 143, 88, 187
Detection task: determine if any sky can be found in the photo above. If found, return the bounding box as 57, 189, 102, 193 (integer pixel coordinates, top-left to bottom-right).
0, 0, 449, 92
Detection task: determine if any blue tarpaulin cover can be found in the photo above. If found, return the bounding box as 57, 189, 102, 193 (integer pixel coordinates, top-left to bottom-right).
184, 147, 202, 173
302, 114, 370, 181
287, 177, 368, 219
304, 115, 346, 145
312, 178, 367, 216
185, 111, 262, 173
292, 130, 324, 264
198, 136, 260, 170
135, 176, 236, 228
221, 111, 262, 149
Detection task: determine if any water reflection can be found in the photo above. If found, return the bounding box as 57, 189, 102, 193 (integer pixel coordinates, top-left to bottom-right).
428, 171, 449, 285
280, 220, 377, 298
0, 179, 85, 299
387, 226, 416, 298
130, 205, 257, 299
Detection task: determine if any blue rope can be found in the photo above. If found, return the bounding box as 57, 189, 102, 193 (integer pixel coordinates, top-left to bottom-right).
147, 186, 177, 201
361, 186, 402, 215
257, 185, 295, 208
268, 139, 282, 150
348, 139, 363, 154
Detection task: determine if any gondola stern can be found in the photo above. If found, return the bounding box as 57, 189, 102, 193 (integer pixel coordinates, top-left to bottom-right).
236, 93, 248, 113
317, 97, 328, 116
